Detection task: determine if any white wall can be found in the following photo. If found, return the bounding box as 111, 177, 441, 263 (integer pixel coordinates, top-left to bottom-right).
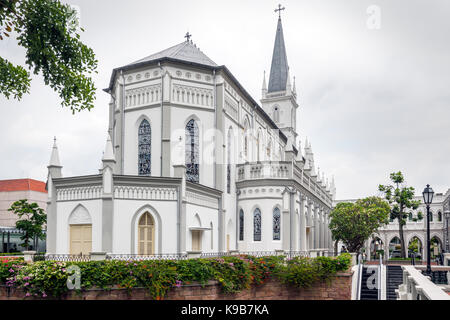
55, 199, 102, 254
112, 199, 178, 254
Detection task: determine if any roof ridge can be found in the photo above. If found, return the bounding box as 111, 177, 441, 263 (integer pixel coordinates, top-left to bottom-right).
172, 41, 190, 57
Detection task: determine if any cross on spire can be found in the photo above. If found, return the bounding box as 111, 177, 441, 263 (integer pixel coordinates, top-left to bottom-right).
274, 4, 285, 18
184, 32, 192, 42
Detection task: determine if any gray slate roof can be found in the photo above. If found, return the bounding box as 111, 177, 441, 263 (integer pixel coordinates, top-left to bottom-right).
268, 18, 289, 93
128, 40, 218, 67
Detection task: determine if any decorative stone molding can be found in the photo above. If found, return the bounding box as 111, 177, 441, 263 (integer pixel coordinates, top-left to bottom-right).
125, 84, 161, 107
224, 96, 238, 120
186, 191, 219, 209
57, 186, 103, 201
114, 186, 177, 201
172, 84, 213, 107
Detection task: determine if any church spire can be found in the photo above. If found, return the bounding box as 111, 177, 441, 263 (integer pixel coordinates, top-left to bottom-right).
262, 70, 267, 98
48, 137, 61, 168
268, 11, 289, 93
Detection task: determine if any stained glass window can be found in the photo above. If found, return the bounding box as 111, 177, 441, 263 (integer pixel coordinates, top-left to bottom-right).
185, 119, 199, 183
138, 119, 151, 175
273, 207, 281, 240
239, 209, 244, 241
254, 208, 261, 241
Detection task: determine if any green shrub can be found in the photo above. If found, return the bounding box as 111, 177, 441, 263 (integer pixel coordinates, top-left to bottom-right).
275, 253, 351, 288
0, 254, 351, 299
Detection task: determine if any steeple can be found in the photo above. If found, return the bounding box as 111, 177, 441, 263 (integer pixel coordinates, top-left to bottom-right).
102, 133, 116, 167
262, 71, 267, 98
48, 137, 62, 178
49, 137, 61, 168
268, 16, 289, 93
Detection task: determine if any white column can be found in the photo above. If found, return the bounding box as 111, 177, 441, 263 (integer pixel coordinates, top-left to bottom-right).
314, 204, 319, 249
307, 200, 313, 250
320, 207, 325, 249
300, 195, 307, 252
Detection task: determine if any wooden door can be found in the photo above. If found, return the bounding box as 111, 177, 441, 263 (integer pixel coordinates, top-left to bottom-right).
70, 224, 92, 255
138, 212, 155, 255
192, 231, 201, 251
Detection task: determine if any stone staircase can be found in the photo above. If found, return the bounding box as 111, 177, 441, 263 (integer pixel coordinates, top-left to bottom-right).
360, 266, 379, 300
386, 265, 403, 300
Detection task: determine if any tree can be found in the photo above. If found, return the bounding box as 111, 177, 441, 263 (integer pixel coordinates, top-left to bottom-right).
8, 199, 46, 250
329, 197, 390, 253
0, 0, 97, 113
378, 172, 422, 258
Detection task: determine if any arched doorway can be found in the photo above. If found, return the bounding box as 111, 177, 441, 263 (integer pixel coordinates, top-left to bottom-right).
138, 212, 155, 255
408, 236, 423, 260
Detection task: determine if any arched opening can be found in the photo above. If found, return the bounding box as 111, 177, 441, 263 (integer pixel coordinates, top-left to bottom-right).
138, 119, 151, 175
408, 236, 423, 260
68, 205, 92, 255
370, 237, 384, 260
273, 106, 280, 122
431, 236, 442, 259
138, 212, 155, 255
389, 236, 401, 258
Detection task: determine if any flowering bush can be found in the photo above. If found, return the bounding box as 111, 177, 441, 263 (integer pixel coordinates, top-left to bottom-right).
0, 257, 25, 284
0, 254, 351, 299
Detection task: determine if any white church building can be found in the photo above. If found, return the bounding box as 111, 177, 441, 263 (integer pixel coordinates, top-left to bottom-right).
46, 16, 336, 256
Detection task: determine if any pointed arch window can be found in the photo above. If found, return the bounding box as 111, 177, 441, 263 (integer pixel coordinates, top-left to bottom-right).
273, 207, 281, 240
138, 119, 151, 175
227, 128, 232, 194
138, 212, 155, 255
239, 209, 244, 241
273, 106, 280, 122
253, 208, 261, 241
185, 119, 199, 183
430, 212, 433, 222
438, 211, 442, 222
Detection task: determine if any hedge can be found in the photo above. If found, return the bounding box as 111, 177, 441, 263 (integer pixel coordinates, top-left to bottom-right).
0, 253, 351, 299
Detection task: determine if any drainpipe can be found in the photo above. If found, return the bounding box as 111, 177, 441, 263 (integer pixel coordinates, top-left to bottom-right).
120, 71, 125, 174
177, 185, 181, 253
159, 62, 164, 177
213, 69, 217, 189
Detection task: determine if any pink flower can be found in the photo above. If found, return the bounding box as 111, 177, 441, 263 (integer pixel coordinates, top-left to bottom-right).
25, 293, 30, 297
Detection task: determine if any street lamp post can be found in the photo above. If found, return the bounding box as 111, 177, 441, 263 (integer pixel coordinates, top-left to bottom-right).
422, 184, 434, 276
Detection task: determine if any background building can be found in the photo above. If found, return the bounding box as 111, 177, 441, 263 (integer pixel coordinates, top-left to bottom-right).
335, 189, 450, 262
0, 178, 47, 253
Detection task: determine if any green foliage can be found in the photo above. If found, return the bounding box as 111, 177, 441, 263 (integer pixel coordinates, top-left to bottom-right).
8, 199, 46, 249
329, 197, 390, 253
1, 254, 351, 299
379, 171, 421, 257
276, 253, 351, 288
0, 0, 97, 113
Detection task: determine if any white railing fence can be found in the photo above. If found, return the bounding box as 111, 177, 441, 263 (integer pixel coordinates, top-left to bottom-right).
396, 266, 450, 300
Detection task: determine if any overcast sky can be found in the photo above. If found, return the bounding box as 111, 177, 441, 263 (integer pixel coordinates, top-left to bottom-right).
0, 0, 449, 200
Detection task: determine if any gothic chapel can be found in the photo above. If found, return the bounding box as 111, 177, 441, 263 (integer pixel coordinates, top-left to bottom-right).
46, 14, 336, 256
